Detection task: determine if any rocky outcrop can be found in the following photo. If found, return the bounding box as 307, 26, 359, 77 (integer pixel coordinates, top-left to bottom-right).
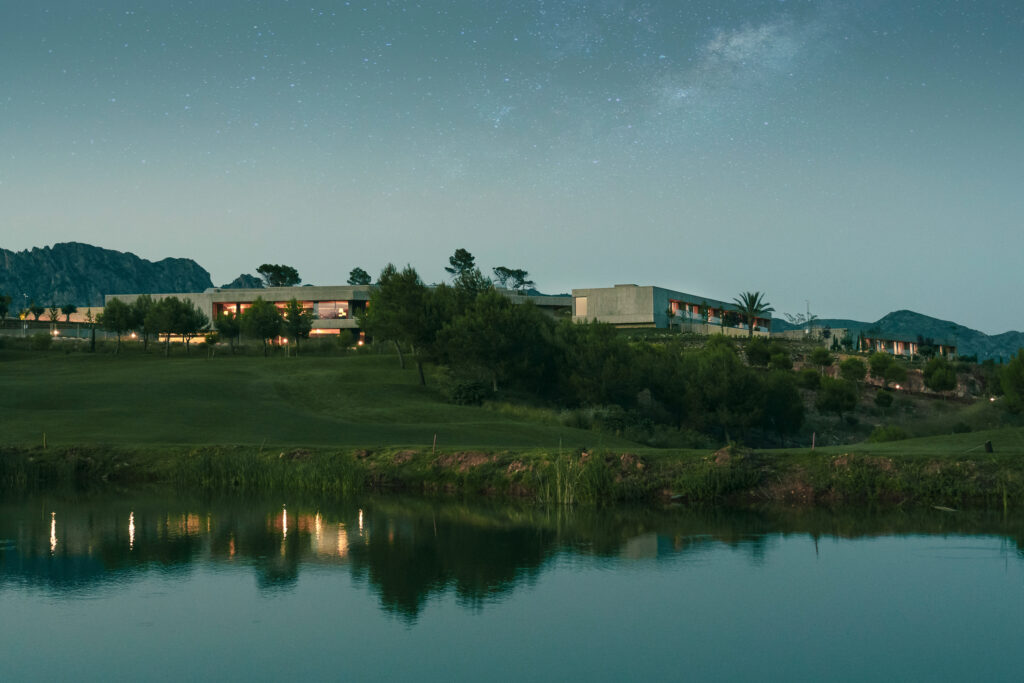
221, 273, 264, 289
0, 242, 214, 307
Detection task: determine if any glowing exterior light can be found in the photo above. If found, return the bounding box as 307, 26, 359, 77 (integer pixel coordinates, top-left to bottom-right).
281, 505, 288, 557
337, 524, 349, 558
129, 512, 135, 550
358, 509, 364, 533
50, 512, 57, 554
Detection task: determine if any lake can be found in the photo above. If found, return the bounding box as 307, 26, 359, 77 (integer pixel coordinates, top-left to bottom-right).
2, 492, 1023, 681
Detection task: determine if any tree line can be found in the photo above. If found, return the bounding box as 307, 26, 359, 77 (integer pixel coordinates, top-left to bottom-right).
358, 250, 804, 446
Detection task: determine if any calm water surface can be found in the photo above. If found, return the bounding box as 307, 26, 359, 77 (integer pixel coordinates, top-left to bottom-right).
2, 493, 1023, 681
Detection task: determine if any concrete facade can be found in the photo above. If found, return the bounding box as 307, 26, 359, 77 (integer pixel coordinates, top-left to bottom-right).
106, 286, 572, 334
107, 285, 371, 335
571, 284, 771, 335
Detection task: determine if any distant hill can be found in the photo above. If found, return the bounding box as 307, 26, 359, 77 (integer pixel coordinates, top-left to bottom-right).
221, 273, 264, 289
773, 309, 1024, 361
0, 242, 213, 308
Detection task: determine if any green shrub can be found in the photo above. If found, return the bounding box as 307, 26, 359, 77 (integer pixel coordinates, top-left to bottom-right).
868, 425, 908, 442
839, 357, 867, 383
30, 333, 53, 351
769, 351, 793, 370
874, 390, 894, 409
798, 368, 821, 390
448, 380, 489, 405
744, 336, 771, 366
561, 409, 593, 430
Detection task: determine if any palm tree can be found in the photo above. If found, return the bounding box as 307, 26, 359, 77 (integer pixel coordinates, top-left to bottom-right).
732, 291, 774, 338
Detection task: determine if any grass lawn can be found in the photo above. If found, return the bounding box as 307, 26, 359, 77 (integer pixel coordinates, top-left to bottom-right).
1, 347, 638, 450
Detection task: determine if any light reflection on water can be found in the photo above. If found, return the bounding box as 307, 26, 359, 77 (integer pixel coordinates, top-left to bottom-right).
3, 494, 1024, 680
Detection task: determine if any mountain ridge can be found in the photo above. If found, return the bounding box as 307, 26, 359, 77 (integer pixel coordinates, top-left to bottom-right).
773, 309, 1023, 361
0, 242, 213, 308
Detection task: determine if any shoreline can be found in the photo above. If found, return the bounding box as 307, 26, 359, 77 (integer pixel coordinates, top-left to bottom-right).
3, 441, 1022, 509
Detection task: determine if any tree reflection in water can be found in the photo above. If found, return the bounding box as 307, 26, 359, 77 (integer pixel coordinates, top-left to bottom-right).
3, 493, 1024, 620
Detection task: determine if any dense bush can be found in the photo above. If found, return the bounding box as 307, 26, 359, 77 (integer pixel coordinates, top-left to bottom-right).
868, 425, 908, 442
798, 368, 821, 390
30, 333, 53, 351
874, 389, 894, 409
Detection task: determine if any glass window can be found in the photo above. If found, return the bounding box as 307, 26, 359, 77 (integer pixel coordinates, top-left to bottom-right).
315, 301, 350, 319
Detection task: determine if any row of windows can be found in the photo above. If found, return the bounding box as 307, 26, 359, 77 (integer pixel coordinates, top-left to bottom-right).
213, 300, 366, 320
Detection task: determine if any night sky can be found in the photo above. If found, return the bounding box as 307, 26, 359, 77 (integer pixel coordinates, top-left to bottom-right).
2, 1, 1021, 333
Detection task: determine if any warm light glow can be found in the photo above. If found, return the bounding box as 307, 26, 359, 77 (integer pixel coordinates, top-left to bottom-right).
129, 512, 135, 550
357, 340, 364, 346
50, 512, 57, 553
337, 524, 349, 558
315, 513, 322, 544
991, 397, 997, 402
129, 332, 137, 339
358, 509, 364, 533
281, 505, 288, 557
895, 384, 902, 390
51, 329, 59, 336
229, 536, 236, 558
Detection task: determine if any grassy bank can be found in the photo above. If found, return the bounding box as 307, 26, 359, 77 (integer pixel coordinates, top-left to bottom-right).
4, 428, 1024, 508
4, 345, 1024, 507
1, 345, 635, 450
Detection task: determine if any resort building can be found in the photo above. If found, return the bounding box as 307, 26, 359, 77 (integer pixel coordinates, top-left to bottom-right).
107, 285, 371, 336
571, 284, 771, 337
859, 334, 957, 359
105, 285, 572, 336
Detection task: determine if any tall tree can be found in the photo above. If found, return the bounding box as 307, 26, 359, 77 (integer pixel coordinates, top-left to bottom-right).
178, 299, 210, 354
256, 263, 301, 287
131, 295, 155, 351
492, 266, 515, 289
453, 266, 492, 303
438, 289, 554, 393
99, 298, 134, 353
347, 267, 372, 285
1001, 350, 1024, 414
60, 304, 78, 322
360, 264, 425, 371
144, 297, 209, 356
242, 297, 283, 356
761, 371, 805, 446
731, 291, 774, 338
492, 266, 535, 292
215, 311, 241, 354
444, 248, 476, 279
28, 302, 45, 321
282, 298, 314, 352
46, 305, 61, 322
